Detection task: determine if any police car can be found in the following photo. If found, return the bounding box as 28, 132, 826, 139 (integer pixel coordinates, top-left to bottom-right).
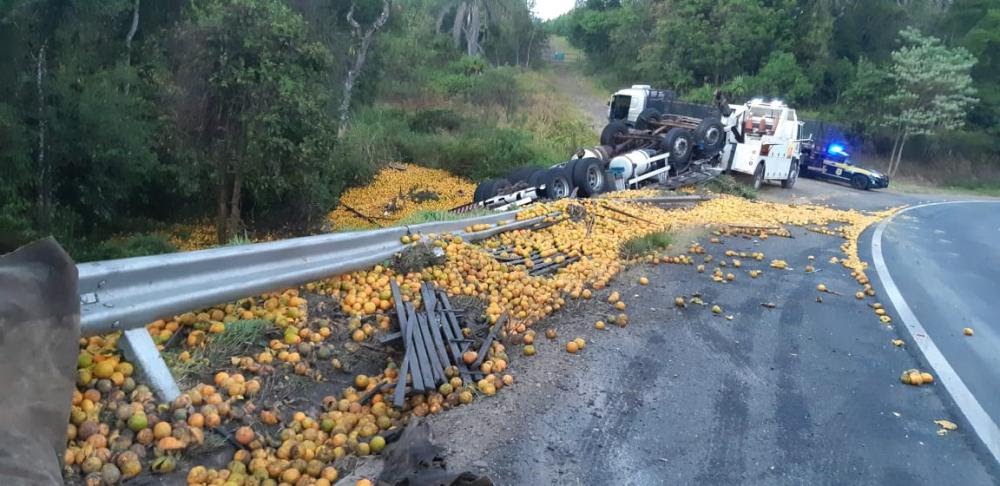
799, 142, 889, 190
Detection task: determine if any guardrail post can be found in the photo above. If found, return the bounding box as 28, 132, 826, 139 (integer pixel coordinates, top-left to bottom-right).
120, 328, 181, 402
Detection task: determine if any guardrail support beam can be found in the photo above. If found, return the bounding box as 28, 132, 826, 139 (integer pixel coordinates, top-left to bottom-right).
120, 328, 181, 402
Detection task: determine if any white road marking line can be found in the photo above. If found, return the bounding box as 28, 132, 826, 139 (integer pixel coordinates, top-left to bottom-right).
872, 200, 1000, 465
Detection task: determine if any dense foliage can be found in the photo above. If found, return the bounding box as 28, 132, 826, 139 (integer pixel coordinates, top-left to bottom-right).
0, 0, 550, 256
553, 0, 998, 172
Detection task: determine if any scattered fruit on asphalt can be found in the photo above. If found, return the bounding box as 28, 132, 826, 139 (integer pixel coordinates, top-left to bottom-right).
934, 419, 958, 434
674, 297, 686, 307
963, 327, 974, 336
817, 283, 827, 292
639, 276, 649, 285
595, 320, 606, 330
566, 341, 579, 354
711, 305, 722, 314
900, 369, 934, 386
891, 339, 905, 347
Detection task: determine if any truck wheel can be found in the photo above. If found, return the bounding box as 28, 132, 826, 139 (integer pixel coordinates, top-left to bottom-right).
636, 108, 661, 130
751, 163, 765, 190
781, 163, 798, 189
695, 119, 725, 153
540, 166, 573, 200
507, 166, 543, 184
474, 179, 506, 203
527, 169, 546, 190
851, 174, 870, 190
600, 121, 629, 146
572, 158, 606, 197
660, 127, 693, 169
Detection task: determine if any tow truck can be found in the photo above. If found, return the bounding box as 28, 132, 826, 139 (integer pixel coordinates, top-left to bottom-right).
799, 142, 889, 190
719, 98, 804, 190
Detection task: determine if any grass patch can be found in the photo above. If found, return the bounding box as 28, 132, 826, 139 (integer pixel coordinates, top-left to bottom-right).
943, 181, 1000, 197
164, 319, 270, 387
391, 242, 446, 275
621, 231, 672, 259
399, 209, 496, 225
205, 319, 269, 364
703, 174, 758, 199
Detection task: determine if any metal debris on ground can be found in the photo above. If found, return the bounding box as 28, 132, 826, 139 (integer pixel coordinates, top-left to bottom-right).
385, 281, 499, 407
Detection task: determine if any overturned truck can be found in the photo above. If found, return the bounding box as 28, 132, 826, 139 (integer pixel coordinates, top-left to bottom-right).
467, 85, 726, 211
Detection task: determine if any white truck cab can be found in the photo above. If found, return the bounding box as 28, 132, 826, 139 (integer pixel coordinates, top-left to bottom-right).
608, 85, 677, 125
721, 98, 803, 189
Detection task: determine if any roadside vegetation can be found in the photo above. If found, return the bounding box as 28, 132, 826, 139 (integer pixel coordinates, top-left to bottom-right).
0, 0, 592, 260
621, 231, 672, 260
550, 0, 999, 188
702, 175, 758, 200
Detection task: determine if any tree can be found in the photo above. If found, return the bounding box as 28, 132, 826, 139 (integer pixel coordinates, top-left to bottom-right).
749, 51, 814, 104
338, 0, 391, 138
174, 0, 338, 242
839, 57, 894, 136
940, 0, 1000, 133
883, 28, 978, 176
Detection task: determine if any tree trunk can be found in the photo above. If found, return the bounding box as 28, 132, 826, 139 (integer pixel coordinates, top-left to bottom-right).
891, 131, 909, 177
435, 4, 449, 33
888, 129, 902, 175
452, 2, 467, 50
35, 44, 50, 232
124, 0, 140, 96
226, 167, 243, 240
215, 158, 229, 245
466, 2, 481, 57
524, 26, 536, 67
339, 1, 391, 138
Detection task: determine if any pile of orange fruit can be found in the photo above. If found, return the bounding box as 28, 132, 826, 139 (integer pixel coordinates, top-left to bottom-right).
328, 164, 476, 230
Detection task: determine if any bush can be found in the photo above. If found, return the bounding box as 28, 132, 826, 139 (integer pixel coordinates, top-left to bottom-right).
84, 233, 178, 261
409, 109, 465, 133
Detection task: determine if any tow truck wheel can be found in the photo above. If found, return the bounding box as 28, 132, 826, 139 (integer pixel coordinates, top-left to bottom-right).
851, 174, 870, 190
751, 163, 765, 190
572, 158, 606, 197
781, 162, 798, 189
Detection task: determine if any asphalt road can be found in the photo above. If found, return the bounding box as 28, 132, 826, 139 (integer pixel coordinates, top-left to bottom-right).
421, 179, 1000, 485
872, 201, 1000, 450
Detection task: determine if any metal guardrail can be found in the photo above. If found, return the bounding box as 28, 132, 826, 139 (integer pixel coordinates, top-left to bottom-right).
77, 210, 544, 400
79, 211, 520, 335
